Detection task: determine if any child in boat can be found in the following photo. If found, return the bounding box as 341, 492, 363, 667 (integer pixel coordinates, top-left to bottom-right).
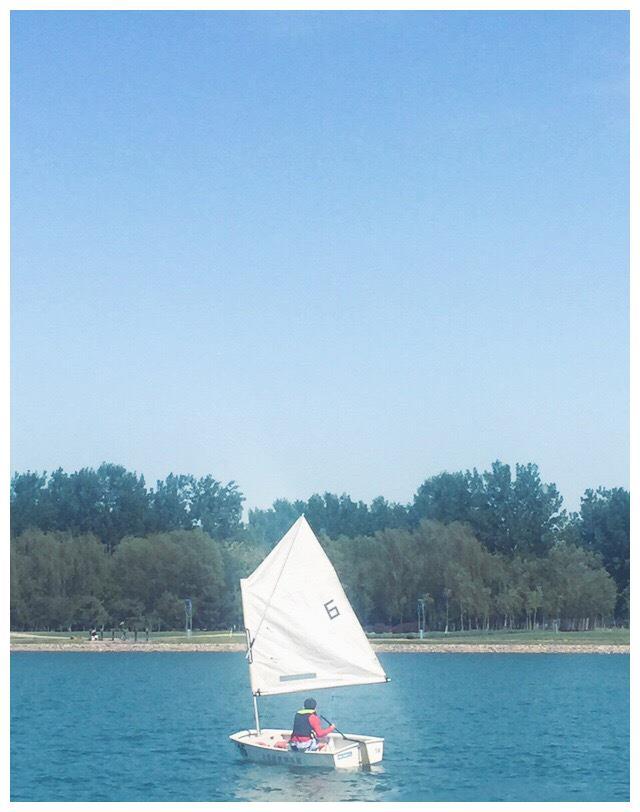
289, 698, 336, 751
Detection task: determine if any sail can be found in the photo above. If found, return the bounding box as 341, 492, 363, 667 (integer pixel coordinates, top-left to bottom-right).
241, 515, 388, 696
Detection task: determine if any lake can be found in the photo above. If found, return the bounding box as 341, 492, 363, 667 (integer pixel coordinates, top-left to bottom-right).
10, 651, 629, 802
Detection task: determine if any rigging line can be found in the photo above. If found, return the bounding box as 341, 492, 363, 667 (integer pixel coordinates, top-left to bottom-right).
249, 516, 304, 649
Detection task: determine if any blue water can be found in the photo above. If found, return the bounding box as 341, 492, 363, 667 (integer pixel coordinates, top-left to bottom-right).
11, 652, 629, 802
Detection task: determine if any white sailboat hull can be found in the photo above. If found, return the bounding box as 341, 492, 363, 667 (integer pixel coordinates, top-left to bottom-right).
229, 728, 384, 770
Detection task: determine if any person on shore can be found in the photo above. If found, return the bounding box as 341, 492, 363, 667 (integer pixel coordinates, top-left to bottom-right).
289, 698, 335, 752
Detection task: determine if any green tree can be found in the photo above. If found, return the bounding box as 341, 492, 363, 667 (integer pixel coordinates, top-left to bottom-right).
412, 471, 473, 526
541, 544, 617, 629
10, 530, 111, 630
369, 496, 410, 533
247, 499, 301, 547
191, 476, 244, 539
10, 471, 49, 536
577, 487, 629, 619
221, 539, 265, 625
412, 461, 566, 556
23, 465, 150, 549
110, 529, 226, 629
93, 463, 149, 548
148, 474, 196, 532
510, 463, 565, 555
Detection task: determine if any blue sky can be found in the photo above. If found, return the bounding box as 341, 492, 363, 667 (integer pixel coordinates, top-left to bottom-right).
10, 11, 629, 512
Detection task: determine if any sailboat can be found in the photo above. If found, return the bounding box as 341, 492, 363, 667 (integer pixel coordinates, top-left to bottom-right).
229, 515, 389, 769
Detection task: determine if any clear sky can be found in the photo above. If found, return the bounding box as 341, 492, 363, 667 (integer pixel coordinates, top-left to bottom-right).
10, 10, 629, 513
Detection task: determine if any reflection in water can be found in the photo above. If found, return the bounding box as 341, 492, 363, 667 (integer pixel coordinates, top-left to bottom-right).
231, 760, 390, 802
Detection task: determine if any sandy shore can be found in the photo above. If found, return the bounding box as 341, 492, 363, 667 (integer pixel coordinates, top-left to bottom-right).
375, 643, 629, 654
10, 641, 629, 654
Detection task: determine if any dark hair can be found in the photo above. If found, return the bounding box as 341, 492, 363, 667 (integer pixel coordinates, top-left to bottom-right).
304, 698, 317, 710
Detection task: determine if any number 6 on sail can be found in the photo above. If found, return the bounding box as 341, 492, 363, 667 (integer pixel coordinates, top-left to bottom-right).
229, 515, 389, 769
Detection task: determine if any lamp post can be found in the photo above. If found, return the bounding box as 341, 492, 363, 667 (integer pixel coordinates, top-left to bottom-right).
417, 598, 426, 640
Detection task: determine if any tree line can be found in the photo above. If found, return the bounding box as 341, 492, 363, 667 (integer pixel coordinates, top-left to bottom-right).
10, 461, 629, 631
10, 465, 243, 549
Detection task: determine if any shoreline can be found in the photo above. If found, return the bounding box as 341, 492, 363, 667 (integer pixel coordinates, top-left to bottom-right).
10, 641, 629, 654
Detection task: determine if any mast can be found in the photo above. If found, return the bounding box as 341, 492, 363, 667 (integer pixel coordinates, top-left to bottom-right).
252, 694, 261, 734
245, 627, 261, 733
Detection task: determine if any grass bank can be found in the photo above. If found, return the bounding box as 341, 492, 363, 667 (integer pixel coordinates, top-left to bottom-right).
369, 629, 630, 646
10, 628, 629, 652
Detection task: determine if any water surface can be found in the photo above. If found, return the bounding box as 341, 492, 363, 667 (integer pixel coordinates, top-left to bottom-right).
11, 651, 629, 801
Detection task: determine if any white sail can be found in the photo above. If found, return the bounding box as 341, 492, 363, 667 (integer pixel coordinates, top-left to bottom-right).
240, 515, 387, 696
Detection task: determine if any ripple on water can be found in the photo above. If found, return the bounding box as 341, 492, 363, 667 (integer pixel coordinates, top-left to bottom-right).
10, 651, 629, 802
